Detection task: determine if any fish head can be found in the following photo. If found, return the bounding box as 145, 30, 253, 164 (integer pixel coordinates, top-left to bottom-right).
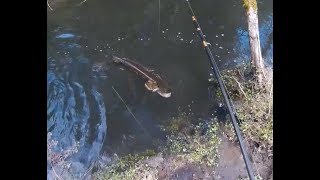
152, 74, 172, 98
156, 86, 172, 98
144, 80, 159, 92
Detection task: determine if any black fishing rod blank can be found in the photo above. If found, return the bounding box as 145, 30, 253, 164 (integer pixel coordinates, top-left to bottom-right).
185, 0, 255, 179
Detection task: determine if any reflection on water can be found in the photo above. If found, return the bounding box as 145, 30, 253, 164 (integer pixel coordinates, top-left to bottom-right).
234, 14, 273, 66
47, 0, 272, 177
47, 33, 107, 179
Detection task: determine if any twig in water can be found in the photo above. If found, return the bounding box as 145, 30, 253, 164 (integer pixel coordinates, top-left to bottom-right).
47, 1, 53, 11
232, 77, 248, 99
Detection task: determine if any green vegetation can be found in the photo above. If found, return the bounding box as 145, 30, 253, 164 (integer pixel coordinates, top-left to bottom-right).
95, 149, 157, 180
243, 0, 258, 11
165, 117, 221, 167
221, 66, 273, 156
95, 112, 222, 179
93, 63, 273, 179
163, 112, 191, 134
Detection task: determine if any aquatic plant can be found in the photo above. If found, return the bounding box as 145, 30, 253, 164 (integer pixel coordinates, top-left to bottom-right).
166, 121, 221, 167
94, 149, 157, 180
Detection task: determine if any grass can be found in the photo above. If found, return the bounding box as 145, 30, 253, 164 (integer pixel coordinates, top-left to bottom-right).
74, 64, 273, 179
95, 112, 222, 179
164, 114, 221, 167
94, 149, 157, 180
220, 66, 273, 158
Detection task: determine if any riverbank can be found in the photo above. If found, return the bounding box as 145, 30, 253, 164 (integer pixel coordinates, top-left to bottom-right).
94, 66, 273, 180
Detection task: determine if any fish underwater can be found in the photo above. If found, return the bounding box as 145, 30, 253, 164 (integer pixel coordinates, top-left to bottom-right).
112, 56, 172, 98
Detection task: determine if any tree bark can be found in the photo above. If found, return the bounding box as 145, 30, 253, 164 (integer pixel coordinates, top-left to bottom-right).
246, 6, 266, 85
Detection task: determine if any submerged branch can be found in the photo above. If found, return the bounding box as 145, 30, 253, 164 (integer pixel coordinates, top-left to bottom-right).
232, 76, 248, 99
47, 1, 53, 11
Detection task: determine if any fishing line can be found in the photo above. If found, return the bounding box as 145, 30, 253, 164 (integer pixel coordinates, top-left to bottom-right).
159, 0, 161, 32
111, 85, 150, 136
101, 53, 152, 137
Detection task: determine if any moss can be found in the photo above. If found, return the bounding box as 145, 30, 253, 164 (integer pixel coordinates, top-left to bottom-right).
215, 89, 222, 99
166, 121, 221, 167
95, 149, 157, 180
164, 112, 191, 134
243, 0, 258, 11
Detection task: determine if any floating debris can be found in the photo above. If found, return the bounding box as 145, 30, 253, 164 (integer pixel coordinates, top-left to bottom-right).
208, 77, 214, 82
221, 33, 224, 36
190, 40, 193, 43
219, 46, 223, 49
55, 33, 75, 39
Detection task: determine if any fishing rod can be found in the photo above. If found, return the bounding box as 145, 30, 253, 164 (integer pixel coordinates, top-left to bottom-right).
185, 0, 255, 179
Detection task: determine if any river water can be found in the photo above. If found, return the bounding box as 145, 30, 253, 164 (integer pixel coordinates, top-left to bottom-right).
47, 0, 273, 178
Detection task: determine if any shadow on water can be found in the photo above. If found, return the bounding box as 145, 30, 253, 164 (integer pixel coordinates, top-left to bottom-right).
47, 0, 272, 177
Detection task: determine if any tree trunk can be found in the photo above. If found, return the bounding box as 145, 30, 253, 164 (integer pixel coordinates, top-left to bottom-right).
245, 5, 266, 85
